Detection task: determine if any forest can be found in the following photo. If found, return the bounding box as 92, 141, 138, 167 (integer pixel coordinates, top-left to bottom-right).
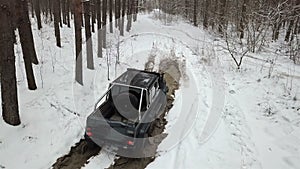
1, 0, 299, 126
0, 0, 300, 169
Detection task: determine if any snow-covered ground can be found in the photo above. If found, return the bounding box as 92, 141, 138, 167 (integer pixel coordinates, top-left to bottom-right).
1, 11, 300, 169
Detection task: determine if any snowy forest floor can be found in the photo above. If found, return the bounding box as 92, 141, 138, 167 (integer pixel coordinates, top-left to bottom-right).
1, 11, 300, 169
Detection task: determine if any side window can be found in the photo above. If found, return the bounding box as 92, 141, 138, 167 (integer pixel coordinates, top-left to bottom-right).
148, 81, 159, 106
141, 90, 148, 111
150, 87, 155, 99
150, 81, 158, 101
154, 82, 158, 90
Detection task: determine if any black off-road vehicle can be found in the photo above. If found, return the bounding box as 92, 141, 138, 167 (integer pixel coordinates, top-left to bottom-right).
85, 69, 168, 154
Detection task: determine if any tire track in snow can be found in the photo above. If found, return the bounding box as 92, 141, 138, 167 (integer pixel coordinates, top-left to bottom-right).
159, 24, 262, 168
223, 96, 262, 169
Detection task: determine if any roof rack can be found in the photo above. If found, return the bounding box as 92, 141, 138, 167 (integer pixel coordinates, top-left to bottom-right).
127, 68, 161, 76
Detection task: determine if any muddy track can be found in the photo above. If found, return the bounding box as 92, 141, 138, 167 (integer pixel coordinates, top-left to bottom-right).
52, 139, 101, 169
107, 96, 175, 169
107, 59, 181, 169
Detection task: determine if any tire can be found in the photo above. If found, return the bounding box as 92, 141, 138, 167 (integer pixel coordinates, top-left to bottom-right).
115, 92, 140, 119
84, 134, 98, 149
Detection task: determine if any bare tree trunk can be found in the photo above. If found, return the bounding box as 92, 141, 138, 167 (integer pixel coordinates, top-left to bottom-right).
272, 17, 281, 41
117, 0, 122, 28
126, 0, 133, 32
49, 0, 53, 21
285, 18, 295, 42
53, 0, 61, 47
91, 0, 96, 33
109, 0, 113, 33
97, 0, 103, 57
285, 0, 297, 42
218, 0, 227, 34
30, 0, 34, 18
102, 0, 107, 48
41, 0, 48, 17
62, 0, 67, 25
291, 17, 299, 41
84, 0, 94, 70
133, 0, 138, 22
58, 0, 63, 27
297, 16, 300, 34
193, 0, 198, 26
34, 0, 42, 29
115, 0, 119, 28
210, 0, 217, 29
74, 0, 83, 85
120, 0, 126, 36
15, 0, 38, 90
42, 0, 47, 16
66, 0, 71, 27
239, 0, 247, 39
0, 0, 21, 126
184, 0, 189, 18
203, 0, 210, 29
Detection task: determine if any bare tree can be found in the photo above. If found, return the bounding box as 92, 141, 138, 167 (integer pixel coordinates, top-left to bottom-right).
49, 0, 53, 21
225, 32, 249, 69
115, 0, 120, 28
58, 0, 63, 27
106, 47, 111, 81
285, 0, 298, 42
53, 0, 61, 47
120, 0, 126, 36
126, 0, 133, 32
218, 0, 227, 34
184, 0, 189, 18
0, 0, 21, 126
15, 0, 39, 90
97, 0, 103, 57
62, 0, 67, 25
66, 0, 71, 27
239, 0, 247, 39
74, 0, 83, 85
271, 2, 285, 41
133, 0, 138, 22
109, 0, 113, 33
102, 0, 107, 48
30, 0, 34, 18
34, 0, 42, 29
193, 0, 198, 26
203, 0, 210, 29
91, 0, 96, 32
84, 0, 94, 70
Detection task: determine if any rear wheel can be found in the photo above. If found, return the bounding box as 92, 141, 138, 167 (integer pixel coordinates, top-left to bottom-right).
84, 134, 98, 149
131, 138, 148, 157
147, 122, 155, 137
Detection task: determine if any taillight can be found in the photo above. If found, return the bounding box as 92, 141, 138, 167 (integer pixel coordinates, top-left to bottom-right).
127, 140, 134, 146
87, 131, 93, 137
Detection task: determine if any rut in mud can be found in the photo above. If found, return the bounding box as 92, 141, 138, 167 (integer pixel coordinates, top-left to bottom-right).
52, 139, 101, 169
107, 58, 181, 169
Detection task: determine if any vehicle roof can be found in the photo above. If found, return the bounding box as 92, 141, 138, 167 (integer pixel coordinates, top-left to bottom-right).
112, 69, 160, 89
